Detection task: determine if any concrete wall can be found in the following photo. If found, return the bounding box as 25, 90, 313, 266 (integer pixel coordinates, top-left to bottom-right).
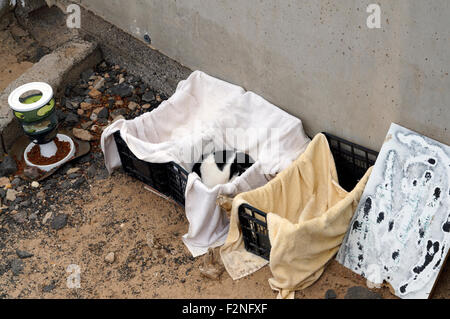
76, 0, 450, 151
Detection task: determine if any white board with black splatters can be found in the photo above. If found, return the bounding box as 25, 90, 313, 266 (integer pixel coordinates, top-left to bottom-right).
336, 123, 450, 299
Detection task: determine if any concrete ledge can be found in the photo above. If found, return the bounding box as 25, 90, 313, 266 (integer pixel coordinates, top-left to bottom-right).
0, 39, 101, 153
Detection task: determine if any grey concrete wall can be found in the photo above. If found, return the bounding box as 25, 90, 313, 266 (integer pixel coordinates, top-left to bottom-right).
75, 0, 450, 151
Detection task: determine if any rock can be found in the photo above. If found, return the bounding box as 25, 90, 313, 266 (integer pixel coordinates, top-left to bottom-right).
36, 191, 45, 200
88, 88, 102, 99
344, 286, 382, 299
97, 107, 109, 119
0, 156, 17, 177
73, 128, 94, 141
142, 91, 155, 103
156, 94, 162, 102
6, 189, 18, 202
128, 101, 138, 111
90, 113, 98, 122
50, 214, 68, 230
81, 121, 93, 130
31, 181, 40, 188
16, 249, 33, 259
0, 177, 10, 187
80, 102, 93, 111
11, 177, 22, 187
77, 109, 84, 116
81, 68, 94, 82
112, 115, 125, 123
42, 282, 56, 293
65, 113, 79, 126
42, 212, 53, 224
110, 83, 133, 98
0, 189, 6, 199
93, 77, 105, 90
10, 259, 24, 276
105, 252, 115, 263
66, 168, 80, 175
24, 167, 41, 181
325, 289, 337, 299
142, 104, 151, 110
111, 109, 127, 119
115, 100, 124, 107
72, 177, 86, 188
87, 165, 96, 178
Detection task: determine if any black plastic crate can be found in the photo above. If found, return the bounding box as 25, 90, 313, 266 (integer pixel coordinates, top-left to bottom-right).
238, 133, 379, 261
113, 131, 188, 206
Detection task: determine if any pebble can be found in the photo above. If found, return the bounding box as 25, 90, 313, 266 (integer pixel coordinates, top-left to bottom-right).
6, 189, 18, 202
66, 168, 80, 175
65, 113, 79, 126
0, 177, 10, 187
90, 113, 98, 121
81, 121, 93, 130
325, 289, 337, 299
16, 249, 34, 259
87, 165, 96, 178
142, 104, 151, 110
77, 109, 84, 116
42, 283, 56, 293
50, 214, 68, 230
0, 156, 18, 177
24, 167, 41, 180
128, 101, 138, 111
115, 100, 124, 107
97, 107, 109, 119
105, 252, 115, 263
73, 128, 94, 141
344, 286, 382, 299
80, 102, 93, 110
42, 212, 53, 224
31, 181, 40, 188
110, 83, 133, 98
142, 91, 155, 103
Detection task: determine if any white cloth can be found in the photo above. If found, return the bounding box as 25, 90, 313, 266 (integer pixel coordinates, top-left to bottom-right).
101, 70, 310, 256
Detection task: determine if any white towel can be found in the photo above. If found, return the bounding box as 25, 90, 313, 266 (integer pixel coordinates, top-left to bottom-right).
101, 70, 310, 256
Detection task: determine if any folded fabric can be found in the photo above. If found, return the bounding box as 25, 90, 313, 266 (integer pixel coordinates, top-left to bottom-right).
220, 133, 373, 298
101, 70, 310, 256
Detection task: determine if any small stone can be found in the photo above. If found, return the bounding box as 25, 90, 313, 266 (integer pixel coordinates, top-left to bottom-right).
42, 282, 56, 293
10, 259, 24, 276
42, 212, 53, 224
81, 121, 93, 130
31, 181, 40, 188
142, 91, 155, 103
90, 113, 98, 122
110, 83, 133, 98
111, 109, 127, 119
16, 249, 33, 259
11, 177, 22, 187
88, 88, 102, 99
119, 77, 125, 84
36, 191, 45, 200
142, 104, 151, 110
93, 77, 105, 90
50, 214, 68, 230
0, 156, 18, 177
65, 113, 79, 126
344, 286, 382, 299
66, 168, 80, 175
6, 189, 18, 202
156, 95, 162, 102
115, 100, 124, 107
97, 108, 109, 119
73, 128, 94, 141
112, 115, 125, 123
128, 101, 138, 111
105, 252, 115, 263
80, 102, 93, 111
77, 109, 84, 116
325, 289, 337, 299
0, 177, 10, 187
87, 165, 96, 178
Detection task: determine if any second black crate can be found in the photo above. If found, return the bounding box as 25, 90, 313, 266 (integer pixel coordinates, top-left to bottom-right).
238, 133, 379, 261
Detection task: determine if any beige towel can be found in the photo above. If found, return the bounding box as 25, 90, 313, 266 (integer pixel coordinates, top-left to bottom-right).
220, 133, 373, 299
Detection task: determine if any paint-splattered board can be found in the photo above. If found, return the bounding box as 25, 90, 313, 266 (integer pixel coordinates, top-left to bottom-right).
337, 123, 450, 299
